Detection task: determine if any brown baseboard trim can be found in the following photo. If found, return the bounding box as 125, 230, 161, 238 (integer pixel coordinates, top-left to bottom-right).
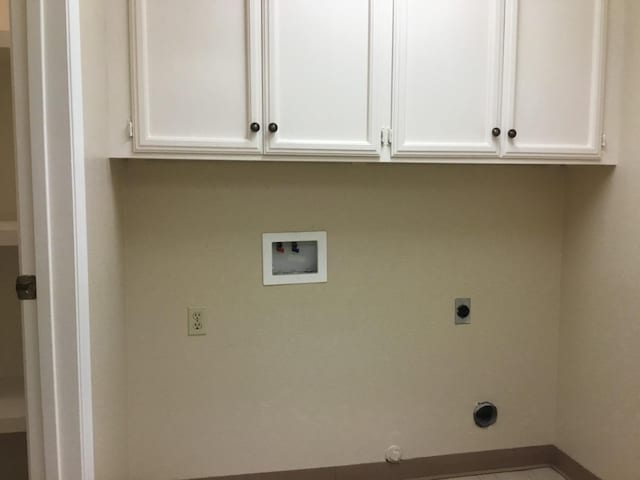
193, 445, 555, 480
192, 444, 603, 480
551, 446, 602, 480
0, 432, 29, 480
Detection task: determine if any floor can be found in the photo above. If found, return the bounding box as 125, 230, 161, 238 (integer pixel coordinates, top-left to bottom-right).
439, 468, 566, 480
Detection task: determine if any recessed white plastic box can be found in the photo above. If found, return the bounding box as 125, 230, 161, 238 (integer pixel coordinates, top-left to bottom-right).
262, 231, 327, 286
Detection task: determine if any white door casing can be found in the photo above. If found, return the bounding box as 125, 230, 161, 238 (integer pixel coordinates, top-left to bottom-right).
131, 0, 263, 154
501, 0, 608, 158
10, 0, 45, 478
391, 0, 505, 157
20, 0, 95, 478
263, 0, 393, 156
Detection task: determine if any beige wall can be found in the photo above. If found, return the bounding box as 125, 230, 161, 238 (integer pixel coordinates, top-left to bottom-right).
0, 43, 21, 381
0, 0, 8, 33
84, 1, 635, 479
80, 0, 129, 478
0, 49, 15, 221
557, 2, 640, 479
124, 162, 564, 479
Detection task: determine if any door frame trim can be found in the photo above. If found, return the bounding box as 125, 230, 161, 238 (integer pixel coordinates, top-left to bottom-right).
12, 0, 95, 478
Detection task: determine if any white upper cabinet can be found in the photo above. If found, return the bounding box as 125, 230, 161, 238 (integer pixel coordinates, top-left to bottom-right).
263, 0, 392, 156
391, 0, 505, 157
131, 0, 263, 153
126, 0, 609, 162
501, 0, 607, 158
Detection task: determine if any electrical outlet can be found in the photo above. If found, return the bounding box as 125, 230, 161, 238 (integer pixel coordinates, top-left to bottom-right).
187, 307, 207, 336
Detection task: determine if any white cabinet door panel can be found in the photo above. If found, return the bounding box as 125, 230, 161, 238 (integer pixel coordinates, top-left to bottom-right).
131, 0, 262, 153
501, 0, 607, 157
264, 0, 392, 156
392, 0, 505, 157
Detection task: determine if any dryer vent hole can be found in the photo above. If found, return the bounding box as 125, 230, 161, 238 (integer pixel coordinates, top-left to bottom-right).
474, 402, 498, 428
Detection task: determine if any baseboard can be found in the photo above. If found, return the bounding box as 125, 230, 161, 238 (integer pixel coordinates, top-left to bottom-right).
551, 446, 602, 480
0, 432, 29, 480
192, 444, 604, 480
194, 445, 557, 479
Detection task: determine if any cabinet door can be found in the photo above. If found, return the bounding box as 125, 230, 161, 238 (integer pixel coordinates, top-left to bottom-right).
501, 0, 607, 158
131, 0, 262, 153
392, 0, 505, 157
263, 0, 392, 156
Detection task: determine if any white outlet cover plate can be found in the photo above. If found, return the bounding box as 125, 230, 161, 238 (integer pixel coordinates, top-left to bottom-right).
262, 231, 327, 286
187, 307, 207, 336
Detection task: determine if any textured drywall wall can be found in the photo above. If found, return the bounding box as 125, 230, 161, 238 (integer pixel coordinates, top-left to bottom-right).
0, 49, 15, 221
124, 162, 564, 480
80, 0, 129, 477
557, 1, 640, 478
